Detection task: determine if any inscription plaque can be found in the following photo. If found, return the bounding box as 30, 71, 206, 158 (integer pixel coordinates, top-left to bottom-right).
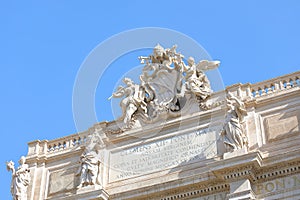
109, 128, 219, 182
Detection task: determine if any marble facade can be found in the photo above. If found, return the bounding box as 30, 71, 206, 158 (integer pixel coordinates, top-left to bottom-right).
7, 46, 300, 200
21, 70, 300, 200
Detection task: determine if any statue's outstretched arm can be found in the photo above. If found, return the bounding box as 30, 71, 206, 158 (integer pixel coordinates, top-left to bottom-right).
108, 86, 125, 100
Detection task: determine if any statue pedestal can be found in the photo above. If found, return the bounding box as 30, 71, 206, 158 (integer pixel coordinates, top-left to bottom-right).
75, 185, 108, 200
76, 184, 102, 194
223, 147, 248, 159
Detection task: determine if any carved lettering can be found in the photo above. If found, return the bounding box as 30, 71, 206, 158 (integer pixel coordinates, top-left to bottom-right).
275, 179, 285, 190
109, 129, 218, 182
265, 182, 275, 192
255, 174, 300, 195
256, 184, 264, 195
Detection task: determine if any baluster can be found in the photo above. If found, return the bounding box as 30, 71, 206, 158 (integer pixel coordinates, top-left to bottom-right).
254, 89, 260, 97
261, 86, 268, 96
279, 81, 284, 90
70, 138, 74, 147
65, 140, 70, 148
274, 82, 279, 91
246, 86, 251, 98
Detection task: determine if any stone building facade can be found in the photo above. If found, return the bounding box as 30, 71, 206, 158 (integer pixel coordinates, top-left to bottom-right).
7, 46, 300, 200
22, 70, 300, 200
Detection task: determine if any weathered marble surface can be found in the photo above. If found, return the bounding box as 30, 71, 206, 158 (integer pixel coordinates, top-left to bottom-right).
109, 127, 219, 182
22, 70, 300, 200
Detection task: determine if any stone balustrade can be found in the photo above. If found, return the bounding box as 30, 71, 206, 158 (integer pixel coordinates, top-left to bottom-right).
47, 133, 87, 153
27, 131, 89, 156
250, 71, 300, 98
225, 71, 300, 101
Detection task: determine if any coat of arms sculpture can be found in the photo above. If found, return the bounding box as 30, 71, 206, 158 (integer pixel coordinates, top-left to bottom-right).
108, 44, 220, 133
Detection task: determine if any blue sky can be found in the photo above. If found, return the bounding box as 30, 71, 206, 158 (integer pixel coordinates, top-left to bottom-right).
1, 1, 300, 198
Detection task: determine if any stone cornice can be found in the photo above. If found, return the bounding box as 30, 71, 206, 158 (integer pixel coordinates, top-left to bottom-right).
108, 149, 300, 199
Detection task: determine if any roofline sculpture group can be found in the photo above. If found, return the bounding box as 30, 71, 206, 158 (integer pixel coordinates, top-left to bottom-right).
109, 44, 221, 132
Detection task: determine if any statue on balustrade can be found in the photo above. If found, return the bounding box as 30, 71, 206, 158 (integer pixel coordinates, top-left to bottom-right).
221, 93, 248, 152
76, 146, 101, 188
6, 156, 31, 200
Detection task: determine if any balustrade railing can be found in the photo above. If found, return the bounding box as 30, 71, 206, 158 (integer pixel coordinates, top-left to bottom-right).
250, 71, 300, 98
47, 133, 88, 153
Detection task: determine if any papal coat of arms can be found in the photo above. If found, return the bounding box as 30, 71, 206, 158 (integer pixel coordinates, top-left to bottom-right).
108, 44, 220, 133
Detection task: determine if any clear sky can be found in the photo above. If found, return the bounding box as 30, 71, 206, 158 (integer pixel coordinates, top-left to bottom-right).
1, 0, 300, 198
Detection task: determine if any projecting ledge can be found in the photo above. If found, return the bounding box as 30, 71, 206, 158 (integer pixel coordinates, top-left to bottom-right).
46, 187, 109, 200
211, 151, 263, 181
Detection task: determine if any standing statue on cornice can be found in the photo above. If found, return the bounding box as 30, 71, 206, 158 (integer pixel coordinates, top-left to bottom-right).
6, 156, 31, 200
221, 93, 248, 152
76, 146, 101, 188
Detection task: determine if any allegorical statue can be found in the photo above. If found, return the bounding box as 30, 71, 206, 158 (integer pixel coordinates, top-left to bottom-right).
221, 93, 248, 152
178, 57, 219, 102
6, 156, 31, 200
76, 146, 101, 188
108, 77, 148, 128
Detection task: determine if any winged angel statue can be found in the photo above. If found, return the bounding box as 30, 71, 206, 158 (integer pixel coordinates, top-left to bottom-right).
109, 44, 220, 132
